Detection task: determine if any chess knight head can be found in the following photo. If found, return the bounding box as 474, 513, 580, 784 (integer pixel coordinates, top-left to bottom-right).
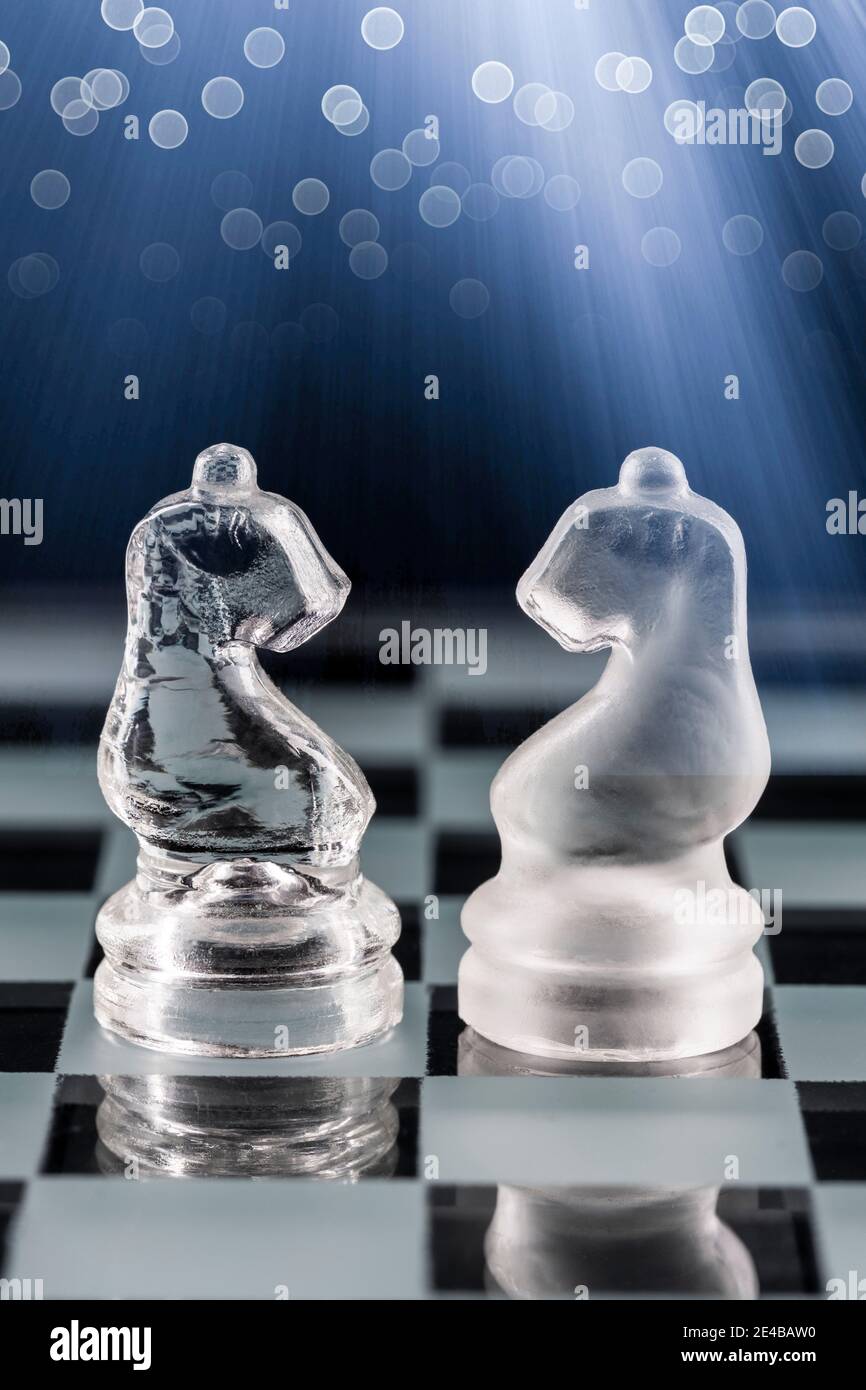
516, 447, 747, 654
126, 443, 350, 652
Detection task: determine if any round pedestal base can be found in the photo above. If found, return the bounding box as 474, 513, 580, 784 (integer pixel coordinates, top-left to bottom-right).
94, 954, 404, 1057
458, 947, 763, 1063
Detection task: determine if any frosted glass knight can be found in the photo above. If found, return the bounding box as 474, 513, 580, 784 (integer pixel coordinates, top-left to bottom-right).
459, 448, 770, 1061
95, 444, 402, 1055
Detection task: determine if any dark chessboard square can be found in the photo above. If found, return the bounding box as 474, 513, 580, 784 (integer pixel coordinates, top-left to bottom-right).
392, 1078, 420, 1178
717, 1187, 820, 1296
428, 1185, 497, 1293
393, 904, 420, 982
261, 647, 416, 688
769, 911, 866, 985
440, 706, 554, 749
756, 995, 787, 1079
0, 1181, 26, 1275
40, 1075, 105, 1175
753, 774, 866, 821
0, 704, 104, 747
426, 985, 465, 1076
0, 982, 73, 1072
434, 832, 499, 895
796, 1083, 866, 1181
364, 766, 419, 817
724, 837, 745, 886
84, 926, 103, 979
0, 828, 102, 892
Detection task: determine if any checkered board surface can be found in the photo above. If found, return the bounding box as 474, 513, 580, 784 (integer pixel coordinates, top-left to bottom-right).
0, 605, 865, 1300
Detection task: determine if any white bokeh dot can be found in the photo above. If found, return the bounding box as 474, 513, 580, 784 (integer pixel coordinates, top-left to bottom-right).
101, 0, 143, 30
30, 169, 70, 209
139, 31, 179, 65
0, 69, 22, 110
717, 1, 742, 37
133, 6, 173, 48
461, 183, 500, 221
535, 90, 575, 129
370, 148, 412, 190
140, 242, 180, 281
543, 174, 580, 211
85, 69, 122, 108
419, 185, 461, 227
403, 128, 439, 166
495, 155, 544, 199
471, 61, 514, 104
737, 1, 777, 39
822, 211, 861, 251
745, 78, 786, 119
244, 28, 285, 68
202, 77, 244, 119
616, 56, 653, 93
514, 83, 550, 125
148, 109, 188, 149
9, 253, 60, 298
349, 241, 388, 279
622, 158, 663, 199
63, 102, 99, 136
0, 41, 9, 75
322, 85, 363, 127
685, 6, 726, 45
794, 129, 834, 169
782, 249, 823, 290
722, 214, 764, 255
339, 209, 380, 247
449, 278, 490, 319
361, 8, 404, 50
594, 52, 627, 92
775, 7, 816, 47
816, 79, 853, 117
336, 105, 369, 136
211, 171, 253, 210
51, 77, 89, 117
220, 208, 263, 250
293, 178, 330, 214
641, 227, 682, 267
675, 36, 715, 74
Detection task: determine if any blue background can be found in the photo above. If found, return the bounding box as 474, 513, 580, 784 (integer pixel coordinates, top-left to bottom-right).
0, 0, 864, 608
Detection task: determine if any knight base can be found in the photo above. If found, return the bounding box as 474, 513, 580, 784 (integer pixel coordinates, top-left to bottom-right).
459, 864, 765, 1063
94, 850, 404, 1057
458, 946, 763, 1063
